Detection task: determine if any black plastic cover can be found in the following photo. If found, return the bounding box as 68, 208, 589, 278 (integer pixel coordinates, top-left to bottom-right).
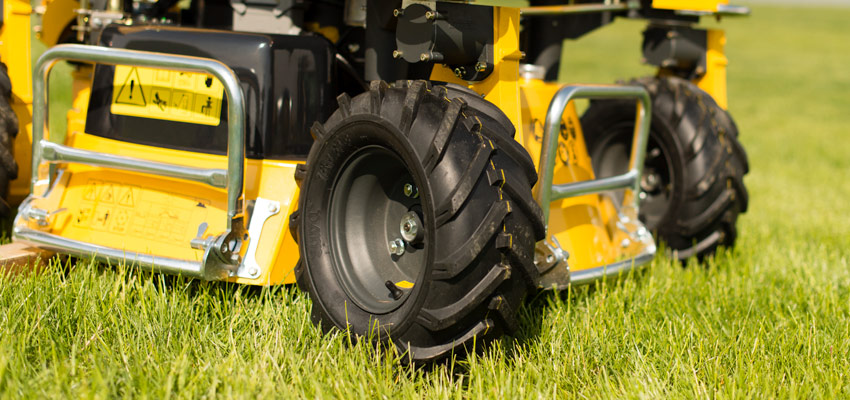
85, 25, 337, 159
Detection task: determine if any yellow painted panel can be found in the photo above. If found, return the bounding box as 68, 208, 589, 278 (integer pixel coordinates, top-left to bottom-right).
1, 0, 33, 103
3, 0, 35, 203
430, 7, 524, 138
518, 78, 647, 271
696, 29, 728, 109
27, 132, 305, 286
110, 66, 223, 126
51, 166, 227, 262
38, 0, 79, 47
652, 0, 727, 12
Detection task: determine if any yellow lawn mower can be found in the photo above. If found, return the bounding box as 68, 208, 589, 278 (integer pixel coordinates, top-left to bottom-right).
0, 0, 749, 362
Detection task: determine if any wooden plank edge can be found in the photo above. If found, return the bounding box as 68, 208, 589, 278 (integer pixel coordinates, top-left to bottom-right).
0, 241, 56, 277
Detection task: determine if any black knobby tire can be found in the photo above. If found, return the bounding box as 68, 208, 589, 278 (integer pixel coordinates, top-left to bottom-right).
581, 76, 748, 260
0, 62, 19, 217
291, 80, 544, 363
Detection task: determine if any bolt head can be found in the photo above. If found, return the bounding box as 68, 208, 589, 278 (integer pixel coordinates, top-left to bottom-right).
400, 211, 423, 243
646, 174, 658, 186
425, 11, 435, 20
419, 53, 430, 62
403, 183, 418, 198
268, 202, 279, 213
249, 267, 259, 276
393, 8, 403, 17
389, 239, 406, 256
392, 50, 403, 59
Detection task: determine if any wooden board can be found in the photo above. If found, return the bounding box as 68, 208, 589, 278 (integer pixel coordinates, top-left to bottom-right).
0, 241, 55, 276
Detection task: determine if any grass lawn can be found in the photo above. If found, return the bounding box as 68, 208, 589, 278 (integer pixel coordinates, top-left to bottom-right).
3, 2, 850, 398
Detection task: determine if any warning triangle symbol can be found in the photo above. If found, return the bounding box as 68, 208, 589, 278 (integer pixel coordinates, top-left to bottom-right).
118, 188, 134, 206
115, 67, 147, 106
100, 184, 114, 203
83, 182, 98, 200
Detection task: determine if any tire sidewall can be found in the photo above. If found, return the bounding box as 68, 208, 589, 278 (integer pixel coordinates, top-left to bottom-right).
644, 109, 687, 229
298, 114, 435, 338
585, 100, 688, 229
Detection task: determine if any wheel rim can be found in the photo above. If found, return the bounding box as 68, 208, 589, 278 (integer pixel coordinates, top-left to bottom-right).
593, 126, 676, 230
328, 146, 427, 314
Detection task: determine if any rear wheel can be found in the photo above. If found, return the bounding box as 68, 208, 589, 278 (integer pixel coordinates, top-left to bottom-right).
582, 76, 748, 260
0, 62, 19, 217
292, 81, 544, 363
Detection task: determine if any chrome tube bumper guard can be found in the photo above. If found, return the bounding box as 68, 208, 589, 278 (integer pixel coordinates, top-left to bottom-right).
535, 84, 657, 287
14, 44, 247, 280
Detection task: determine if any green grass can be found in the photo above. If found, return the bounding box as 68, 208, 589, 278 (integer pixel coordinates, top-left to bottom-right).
4, 3, 850, 398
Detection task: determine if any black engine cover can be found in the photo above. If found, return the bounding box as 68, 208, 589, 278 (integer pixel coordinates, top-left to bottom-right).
86, 25, 337, 159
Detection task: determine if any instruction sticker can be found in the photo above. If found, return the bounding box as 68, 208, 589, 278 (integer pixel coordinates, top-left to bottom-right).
73, 179, 211, 244
110, 65, 224, 126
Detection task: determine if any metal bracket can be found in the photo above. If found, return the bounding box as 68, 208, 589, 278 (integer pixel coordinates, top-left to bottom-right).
534, 235, 569, 275
234, 198, 280, 279
23, 206, 67, 227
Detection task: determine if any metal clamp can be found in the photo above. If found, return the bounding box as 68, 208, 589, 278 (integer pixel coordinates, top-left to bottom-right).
23, 44, 248, 279
234, 198, 281, 279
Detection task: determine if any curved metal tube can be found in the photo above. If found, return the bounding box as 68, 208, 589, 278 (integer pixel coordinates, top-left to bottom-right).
535, 84, 651, 225
14, 226, 212, 279
566, 251, 655, 287
32, 44, 246, 229
40, 140, 228, 188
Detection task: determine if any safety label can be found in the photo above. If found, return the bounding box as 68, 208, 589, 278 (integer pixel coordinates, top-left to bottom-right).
74, 179, 212, 244
111, 65, 224, 126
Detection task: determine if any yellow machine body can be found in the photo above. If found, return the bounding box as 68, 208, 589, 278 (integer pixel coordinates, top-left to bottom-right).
25, 64, 302, 284
696, 29, 728, 109
1, 0, 35, 204
652, 0, 728, 12
11, 1, 732, 285
37, 0, 79, 47
432, 8, 654, 275
26, 128, 302, 285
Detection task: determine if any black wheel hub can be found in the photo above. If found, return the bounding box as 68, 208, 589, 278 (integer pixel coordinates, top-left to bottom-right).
328, 146, 427, 314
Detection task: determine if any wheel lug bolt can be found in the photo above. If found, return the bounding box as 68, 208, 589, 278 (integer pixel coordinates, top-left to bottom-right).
403, 183, 419, 198
400, 211, 423, 243
389, 238, 405, 256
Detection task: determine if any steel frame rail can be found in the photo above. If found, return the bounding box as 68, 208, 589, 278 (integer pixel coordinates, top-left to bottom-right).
17, 44, 248, 279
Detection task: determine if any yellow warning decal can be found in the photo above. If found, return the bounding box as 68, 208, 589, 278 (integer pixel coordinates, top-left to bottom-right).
111, 65, 224, 126
73, 179, 211, 244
